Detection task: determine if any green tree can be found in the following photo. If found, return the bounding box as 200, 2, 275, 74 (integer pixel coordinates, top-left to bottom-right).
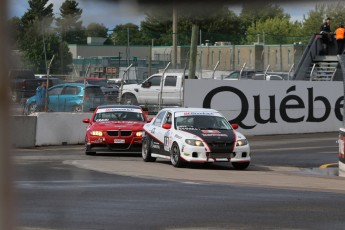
302, 2, 345, 36
17, 0, 56, 73
7, 17, 22, 48
111, 23, 144, 45
15, 0, 73, 74
245, 17, 303, 45
301, 3, 327, 36
86, 23, 113, 44
55, 0, 86, 44
240, 3, 289, 34
140, 4, 242, 46
140, 6, 173, 46
21, 0, 54, 27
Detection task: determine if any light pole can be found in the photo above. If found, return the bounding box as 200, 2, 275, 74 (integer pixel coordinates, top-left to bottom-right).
42, 24, 48, 73
45, 55, 55, 112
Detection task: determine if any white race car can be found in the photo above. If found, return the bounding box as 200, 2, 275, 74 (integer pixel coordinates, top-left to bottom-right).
142, 107, 250, 169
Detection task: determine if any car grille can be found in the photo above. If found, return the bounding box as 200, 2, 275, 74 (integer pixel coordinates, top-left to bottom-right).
207, 141, 234, 153
207, 152, 232, 159
107, 130, 132, 136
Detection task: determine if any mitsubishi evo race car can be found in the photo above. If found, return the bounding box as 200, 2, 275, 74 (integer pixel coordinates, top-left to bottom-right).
142, 107, 250, 169
83, 105, 148, 155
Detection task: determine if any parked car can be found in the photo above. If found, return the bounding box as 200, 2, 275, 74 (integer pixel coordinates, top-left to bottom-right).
222, 70, 257, 80
74, 78, 119, 102
142, 107, 251, 169
252, 74, 284, 80
82, 104, 149, 155
24, 83, 105, 114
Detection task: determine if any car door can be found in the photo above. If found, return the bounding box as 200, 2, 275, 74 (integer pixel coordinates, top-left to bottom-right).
47, 85, 64, 111
137, 75, 162, 104
161, 75, 179, 105
58, 86, 81, 111
147, 110, 166, 154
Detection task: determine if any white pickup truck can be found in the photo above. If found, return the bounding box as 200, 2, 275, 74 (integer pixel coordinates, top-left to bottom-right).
120, 72, 195, 107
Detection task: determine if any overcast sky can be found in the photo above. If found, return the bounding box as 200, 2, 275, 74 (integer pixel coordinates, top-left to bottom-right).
8, 0, 320, 29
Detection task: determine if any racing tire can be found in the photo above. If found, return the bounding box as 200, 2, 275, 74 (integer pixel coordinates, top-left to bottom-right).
170, 142, 185, 168
231, 161, 250, 170
72, 105, 83, 113
121, 94, 139, 105
142, 137, 156, 162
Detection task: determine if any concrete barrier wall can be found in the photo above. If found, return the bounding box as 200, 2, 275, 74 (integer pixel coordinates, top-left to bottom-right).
11, 115, 36, 148
35, 112, 93, 146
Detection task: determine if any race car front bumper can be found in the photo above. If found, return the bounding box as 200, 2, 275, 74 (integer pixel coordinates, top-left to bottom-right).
179, 144, 250, 163
86, 135, 143, 152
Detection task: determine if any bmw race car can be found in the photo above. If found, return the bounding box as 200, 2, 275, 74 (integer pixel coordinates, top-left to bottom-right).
83, 105, 148, 155
142, 107, 250, 169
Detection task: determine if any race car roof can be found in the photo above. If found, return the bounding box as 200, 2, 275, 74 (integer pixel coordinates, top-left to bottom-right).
160, 107, 219, 113
97, 105, 142, 110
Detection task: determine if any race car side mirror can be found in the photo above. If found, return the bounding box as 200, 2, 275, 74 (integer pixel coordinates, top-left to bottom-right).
82, 118, 90, 124
231, 124, 239, 129
147, 117, 154, 123
162, 123, 171, 129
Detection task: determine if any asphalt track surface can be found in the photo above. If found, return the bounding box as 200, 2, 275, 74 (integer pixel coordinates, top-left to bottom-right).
62, 132, 343, 193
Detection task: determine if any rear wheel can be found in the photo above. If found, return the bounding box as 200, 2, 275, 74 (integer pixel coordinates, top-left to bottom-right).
142, 137, 156, 162
170, 143, 185, 168
121, 94, 138, 105
73, 105, 82, 113
231, 161, 250, 170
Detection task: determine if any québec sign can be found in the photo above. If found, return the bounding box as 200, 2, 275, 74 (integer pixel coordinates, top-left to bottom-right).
184, 80, 343, 135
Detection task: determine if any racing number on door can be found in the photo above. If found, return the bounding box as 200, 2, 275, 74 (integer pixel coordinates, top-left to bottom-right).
164, 131, 170, 152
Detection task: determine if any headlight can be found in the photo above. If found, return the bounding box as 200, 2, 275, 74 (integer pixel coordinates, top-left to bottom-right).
136, 131, 143, 137
236, 139, 248, 146
185, 139, 204, 146
90, 131, 103, 136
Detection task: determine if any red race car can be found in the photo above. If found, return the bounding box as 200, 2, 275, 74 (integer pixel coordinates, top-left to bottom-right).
82, 105, 149, 155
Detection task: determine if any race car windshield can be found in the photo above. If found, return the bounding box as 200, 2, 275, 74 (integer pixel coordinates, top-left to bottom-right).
175, 115, 231, 130
94, 112, 144, 122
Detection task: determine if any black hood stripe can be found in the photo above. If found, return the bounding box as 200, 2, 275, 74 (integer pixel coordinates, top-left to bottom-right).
181, 129, 236, 153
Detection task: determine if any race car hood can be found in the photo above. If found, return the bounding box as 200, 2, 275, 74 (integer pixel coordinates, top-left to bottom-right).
180, 128, 236, 153
90, 121, 145, 131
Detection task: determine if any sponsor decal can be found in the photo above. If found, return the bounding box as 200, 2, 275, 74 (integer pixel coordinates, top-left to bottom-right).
178, 127, 198, 131
202, 134, 228, 137
95, 119, 110, 122
203, 85, 344, 129
175, 134, 182, 139
97, 108, 141, 113
201, 130, 221, 134
92, 138, 104, 143
176, 111, 219, 117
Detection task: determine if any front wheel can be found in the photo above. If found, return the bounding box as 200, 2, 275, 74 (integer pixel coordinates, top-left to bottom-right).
231, 161, 250, 170
142, 137, 156, 162
170, 143, 185, 168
